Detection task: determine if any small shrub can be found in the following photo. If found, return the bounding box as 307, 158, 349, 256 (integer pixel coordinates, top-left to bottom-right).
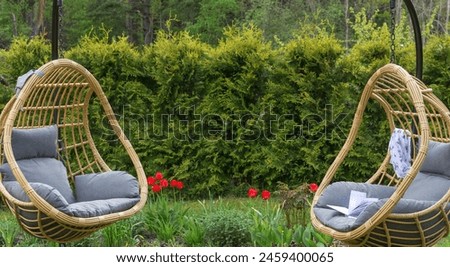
202, 208, 252, 247
276, 182, 316, 228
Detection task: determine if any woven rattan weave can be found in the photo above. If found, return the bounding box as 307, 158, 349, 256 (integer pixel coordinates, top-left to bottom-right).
311, 63, 450, 246
0, 59, 148, 243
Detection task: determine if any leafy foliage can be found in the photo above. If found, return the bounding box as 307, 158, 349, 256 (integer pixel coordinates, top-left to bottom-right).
423, 35, 450, 107
0, 35, 50, 82
1, 16, 446, 198
202, 208, 252, 246
64, 31, 150, 172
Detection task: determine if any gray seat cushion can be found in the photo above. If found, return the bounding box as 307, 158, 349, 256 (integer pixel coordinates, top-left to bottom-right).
75, 171, 139, 202
3, 179, 140, 218
313, 174, 450, 232
0, 125, 76, 203
65, 198, 140, 218
11, 125, 58, 160
0, 158, 76, 204
313, 182, 396, 232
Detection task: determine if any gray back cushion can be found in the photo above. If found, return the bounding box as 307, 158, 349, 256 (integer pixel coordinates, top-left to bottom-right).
0, 158, 75, 204
420, 140, 450, 178
11, 125, 58, 160
404, 172, 450, 201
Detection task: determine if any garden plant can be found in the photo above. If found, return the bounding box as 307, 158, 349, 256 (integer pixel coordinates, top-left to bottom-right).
0, 8, 449, 247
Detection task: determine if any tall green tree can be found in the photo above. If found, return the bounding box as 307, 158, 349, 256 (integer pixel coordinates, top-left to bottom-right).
86, 0, 129, 39
241, 0, 307, 42
0, 0, 42, 48
188, 0, 240, 44
61, 0, 92, 49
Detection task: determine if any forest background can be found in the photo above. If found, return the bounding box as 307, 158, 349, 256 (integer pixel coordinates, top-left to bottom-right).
1, 0, 450, 48
1, 0, 450, 198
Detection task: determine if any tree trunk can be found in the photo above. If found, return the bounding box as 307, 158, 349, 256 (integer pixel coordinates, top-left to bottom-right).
142, 0, 154, 44
306, 0, 316, 14
344, 0, 349, 49
11, 13, 18, 36
127, 0, 141, 45
32, 0, 45, 36
446, 0, 450, 33
395, 0, 402, 23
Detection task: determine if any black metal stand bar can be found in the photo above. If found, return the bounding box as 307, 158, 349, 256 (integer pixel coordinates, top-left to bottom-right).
51, 0, 61, 60
402, 0, 423, 80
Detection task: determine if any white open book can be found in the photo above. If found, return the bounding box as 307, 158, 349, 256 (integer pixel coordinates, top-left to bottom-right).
327, 190, 378, 219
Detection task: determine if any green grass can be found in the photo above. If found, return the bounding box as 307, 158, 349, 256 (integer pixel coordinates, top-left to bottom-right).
435, 235, 450, 247
0, 199, 449, 247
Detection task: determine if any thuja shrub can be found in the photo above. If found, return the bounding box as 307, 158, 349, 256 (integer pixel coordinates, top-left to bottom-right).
423, 35, 450, 107
140, 30, 212, 175
0, 35, 51, 83
335, 17, 414, 182
65, 31, 149, 117
65, 32, 151, 172
0, 36, 51, 110
251, 28, 347, 185
0, 20, 437, 198
175, 25, 282, 195
142, 30, 211, 116
202, 208, 252, 247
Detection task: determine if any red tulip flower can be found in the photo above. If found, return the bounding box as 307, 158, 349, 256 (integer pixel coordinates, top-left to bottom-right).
309, 183, 318, 193
147, 176, 156, 186
170, 179, 179, 188
261, 190, 271, 200
152, 184, 162, 193
248, 188, 258, 198
160, 179, 169, 188
155, 171, 164, 180
176, 181, 184, 190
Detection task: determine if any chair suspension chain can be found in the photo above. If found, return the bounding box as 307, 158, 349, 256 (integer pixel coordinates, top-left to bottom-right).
390, 0, 397, 64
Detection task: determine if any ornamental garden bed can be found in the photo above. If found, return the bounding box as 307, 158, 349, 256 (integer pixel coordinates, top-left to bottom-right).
0, 171, 332, 247
0, 171, 448, 247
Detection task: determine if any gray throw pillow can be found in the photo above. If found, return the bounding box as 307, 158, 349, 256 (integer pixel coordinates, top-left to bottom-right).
420, 140, 450, 178
11, 125, 58, 160
0, 158, 75, 204
75, 171, 139, 202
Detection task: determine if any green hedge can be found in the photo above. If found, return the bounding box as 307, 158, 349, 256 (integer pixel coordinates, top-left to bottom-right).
2, 22, 447, 198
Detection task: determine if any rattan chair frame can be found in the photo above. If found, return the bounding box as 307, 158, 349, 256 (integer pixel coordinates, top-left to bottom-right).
311, 63, 450, 246
0, 59, 148, 243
